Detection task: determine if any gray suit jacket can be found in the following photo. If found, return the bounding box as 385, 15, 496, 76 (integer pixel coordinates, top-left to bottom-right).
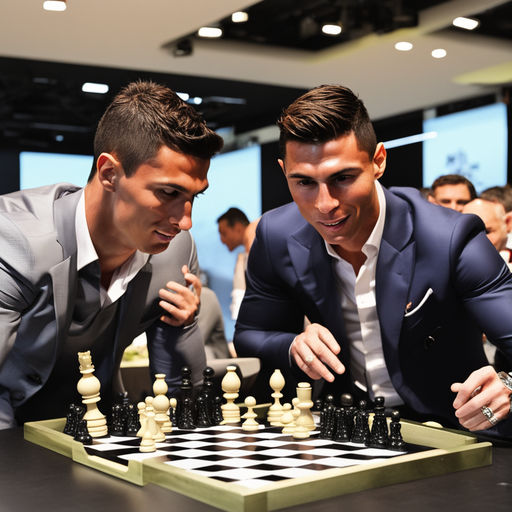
0, 183, 205, 429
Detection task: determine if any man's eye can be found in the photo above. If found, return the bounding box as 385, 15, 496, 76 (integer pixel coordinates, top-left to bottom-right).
297, 179, 314, 187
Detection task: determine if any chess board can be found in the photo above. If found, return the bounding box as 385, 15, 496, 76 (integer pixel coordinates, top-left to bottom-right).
24, 418, 492, 512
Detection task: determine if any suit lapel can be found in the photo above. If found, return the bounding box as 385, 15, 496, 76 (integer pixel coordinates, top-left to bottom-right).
288, 223, 347, 345
51, 189, 82, 350
376, 188, 415, 372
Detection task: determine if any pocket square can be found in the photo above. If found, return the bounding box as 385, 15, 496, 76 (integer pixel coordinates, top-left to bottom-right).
404, 288, 433, 317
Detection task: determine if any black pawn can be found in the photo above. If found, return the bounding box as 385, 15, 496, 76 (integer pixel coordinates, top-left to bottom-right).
351, 400, 370, 444
333, 407, 350, 442
196, 395, 211, 428
74, 419, 93, 445
369, 396, 389, 448
389, 410, 406, 451
169, 398, 178, 427
110, 403, 125, 436
341, 393, 356, 438
125, 403, 140, 436
212, 395, 223, 425
313, 399, 323, 412
178, 397, 196, 430
63, 403, 79, 436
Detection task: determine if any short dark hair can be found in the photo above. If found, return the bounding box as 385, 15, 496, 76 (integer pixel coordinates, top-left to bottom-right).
217, 207, 249, 227
277, 84, 377, 159
431, 174, 477, 200
89, 80, 223, 180
480, 185, 512, 213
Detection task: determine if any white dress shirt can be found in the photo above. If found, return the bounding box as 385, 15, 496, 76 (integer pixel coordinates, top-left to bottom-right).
325, 181, 403, 406
75, 190, 149, 307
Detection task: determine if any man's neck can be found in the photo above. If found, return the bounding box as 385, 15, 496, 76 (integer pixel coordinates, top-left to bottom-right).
333, 246, 366, 276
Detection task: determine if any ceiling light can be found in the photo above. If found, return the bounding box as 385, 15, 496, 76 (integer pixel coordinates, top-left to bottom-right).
43, 1, 66, 11
198, 27, 223, 38
82, 82, 109, 94
431, 48, 447, 59
232, 11, 248, 23
191, 97, 203, 105
452, 17, 479, 30
322, 24, 342, 36
177, 92, 190, 101
394, 41, 413, 51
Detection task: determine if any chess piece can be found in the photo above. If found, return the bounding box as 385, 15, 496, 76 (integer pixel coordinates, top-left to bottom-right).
139, 408, 157, 453
199, 366, 216, 425
74, 418, 93, 445
280, 403, 295, 434
267, 369, 285, 425
153, 373, 172, 433
292, 383, 314, 439
351, 400, 370, 444
169, 397, 178, 427
333, 408, 350, 442
389, 410, 406, 451
220, 366, 241, 424
110, 402, 125, 436
369, 396, 389, 448
136, 401, 146, 437
242, 396, 259, 431
340, 393, 356, 438
145, 396, 165, 442
63, 403, 80, 436
196, 395, 211, 428
179, 397, 196, 429
125, 403, 140, 436
76, 351, 108, 438
212, 395, 224, 425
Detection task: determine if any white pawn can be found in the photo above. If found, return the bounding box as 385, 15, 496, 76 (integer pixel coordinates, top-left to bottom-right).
292, 382, 314, 439
136, 402, 146, 438
280, 403, 295, 434
153, 374, 172, 433
267, 369, 285, 425
139, 408, 157, 453
242, 396, 259, 431
145, 396, 165, 442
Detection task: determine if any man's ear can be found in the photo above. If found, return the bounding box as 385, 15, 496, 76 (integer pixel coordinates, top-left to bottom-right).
373, 143, 386, 180
504, 211, 512, 233
278, 158, 285, 175
96, 153, 120, 191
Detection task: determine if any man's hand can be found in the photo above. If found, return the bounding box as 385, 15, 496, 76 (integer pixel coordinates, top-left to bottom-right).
158, 265, 201, 327
290, 323, 345, 382
451, 365, 511, 431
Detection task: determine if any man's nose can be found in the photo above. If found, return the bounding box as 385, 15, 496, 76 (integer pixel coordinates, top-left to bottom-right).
177, 201, 193, 231
315, 184, 339, 213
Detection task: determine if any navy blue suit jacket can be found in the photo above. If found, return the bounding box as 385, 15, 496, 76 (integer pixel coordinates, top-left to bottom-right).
234, 186, 512, 436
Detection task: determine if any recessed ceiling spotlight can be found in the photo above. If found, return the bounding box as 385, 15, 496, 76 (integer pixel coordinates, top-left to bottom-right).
177, 92, 190, 101
82, 82, 109, 94
322, 24, 342, 36
394, 41, 413, 51
43, 1, 66, 11
55, 134, 64, 142
431, 48, 447, 59
191, 97, 203, 105
452, 17, 479, 30
232, 11, 248, 23
198, 27, 223, 38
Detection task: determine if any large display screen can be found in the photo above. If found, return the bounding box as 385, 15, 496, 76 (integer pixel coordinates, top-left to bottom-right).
422, 102, 508, 192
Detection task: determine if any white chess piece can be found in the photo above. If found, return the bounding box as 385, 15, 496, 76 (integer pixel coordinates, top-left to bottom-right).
139, 408, 157, 453
220, 366, 241, 424
267, 369, 285, 425
76, 351, 108, 438
136, 401, 146, 438
145, 396, 165, 442
292, 382, 314, 439
153, 374, 172, 433
280, 403, 295, 434
242, 396, 259, 431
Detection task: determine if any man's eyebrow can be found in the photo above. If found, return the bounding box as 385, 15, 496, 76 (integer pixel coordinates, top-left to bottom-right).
159, 183, 209, 196
287, 169, 360, 180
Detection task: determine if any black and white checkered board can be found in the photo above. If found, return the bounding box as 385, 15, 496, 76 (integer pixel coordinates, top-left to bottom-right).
84, 424, 425, 490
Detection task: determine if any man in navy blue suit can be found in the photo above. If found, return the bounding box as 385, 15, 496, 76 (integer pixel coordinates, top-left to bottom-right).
234, 85, 512, 436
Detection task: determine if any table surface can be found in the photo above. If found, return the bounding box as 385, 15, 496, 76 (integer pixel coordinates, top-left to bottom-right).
1, 427, 512, 512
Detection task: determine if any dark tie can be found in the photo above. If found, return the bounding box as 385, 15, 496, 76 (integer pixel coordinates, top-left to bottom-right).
74, 261, 102, 324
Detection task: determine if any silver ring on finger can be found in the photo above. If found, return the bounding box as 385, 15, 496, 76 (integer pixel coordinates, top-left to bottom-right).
305, 355, 314, 364
481, 406, 498, 425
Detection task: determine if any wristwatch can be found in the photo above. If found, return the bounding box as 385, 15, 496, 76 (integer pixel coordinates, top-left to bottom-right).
498, 371, 512, 415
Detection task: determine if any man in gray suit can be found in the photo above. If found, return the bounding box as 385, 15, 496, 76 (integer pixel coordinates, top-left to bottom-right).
0, 81, 223, 429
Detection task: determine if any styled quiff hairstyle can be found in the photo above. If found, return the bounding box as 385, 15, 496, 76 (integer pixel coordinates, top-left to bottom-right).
431, 174, 477, 200
277, 84, 377, 159
217, 207, 250, 227
89, 80, 223, 180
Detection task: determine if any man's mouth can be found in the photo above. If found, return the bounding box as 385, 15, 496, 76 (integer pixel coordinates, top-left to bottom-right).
320, 217, 348, 227
155, 230, 178, 242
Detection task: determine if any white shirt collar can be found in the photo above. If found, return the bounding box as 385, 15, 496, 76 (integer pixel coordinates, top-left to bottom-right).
75, 189, 99, 271
324, 180, 386, 261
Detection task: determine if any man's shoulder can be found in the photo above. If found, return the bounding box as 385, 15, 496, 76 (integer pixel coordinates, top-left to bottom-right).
259, 202, 308, 234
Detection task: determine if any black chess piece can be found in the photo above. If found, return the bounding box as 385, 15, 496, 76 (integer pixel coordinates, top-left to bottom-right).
63, 403, 79, 436
178, 397, 196, 430
212, 395, 223, 425
369, 396, 389, 448
333, 407, 350, 442
110, 403, 125, 436
74, 418, 93, 445
319, 402, 335, 439
340, 393, 355, 438
199, 366, 215, 424
196, 395, 211, 428
169, 397, 178, 427
351, 400, 370, 444
313, 399, 323, 412
388, 410, 406, 451
125, 403, 140, 436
